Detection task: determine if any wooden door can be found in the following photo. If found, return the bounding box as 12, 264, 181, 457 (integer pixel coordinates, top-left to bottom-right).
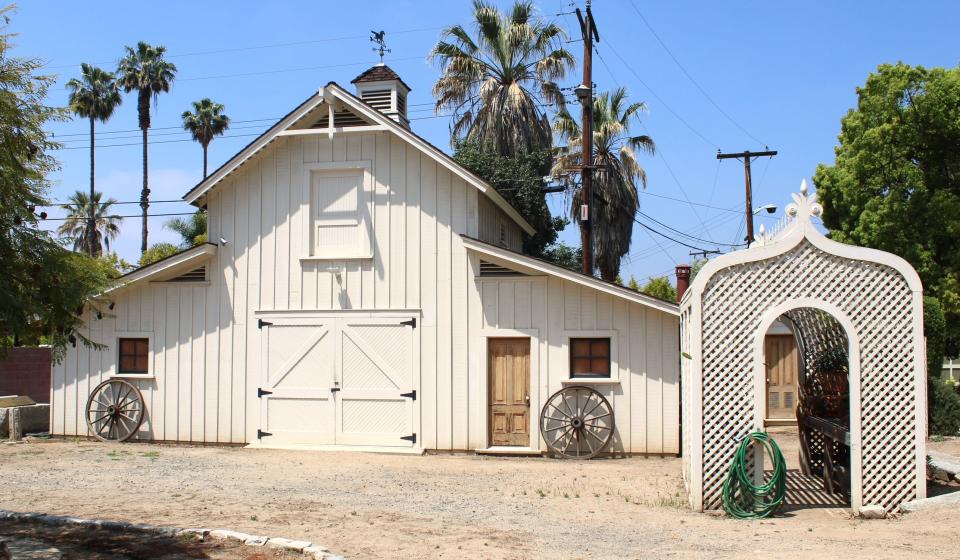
765, 334, 799, 419
488, 338, 531, 446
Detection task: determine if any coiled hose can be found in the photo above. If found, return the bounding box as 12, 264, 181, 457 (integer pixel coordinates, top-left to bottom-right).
722, 431, 787, 519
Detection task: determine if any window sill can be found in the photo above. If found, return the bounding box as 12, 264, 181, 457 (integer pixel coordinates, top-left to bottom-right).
299, 254, 373, 262
562, 378, 620, 385
111, 374, 155, 380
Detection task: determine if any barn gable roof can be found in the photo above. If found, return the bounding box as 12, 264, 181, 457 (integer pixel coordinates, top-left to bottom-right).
461, 235, 680, 316
182, 82, 535, 235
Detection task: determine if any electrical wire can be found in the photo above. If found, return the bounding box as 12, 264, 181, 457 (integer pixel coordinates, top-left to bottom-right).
627, 1, 766, 147
38, 212, 196, 221
637, 210, 744, 247
602, 39, 719, 149
45, 26, 445, 70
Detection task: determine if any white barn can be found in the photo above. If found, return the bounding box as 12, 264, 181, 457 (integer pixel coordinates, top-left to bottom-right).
51, 65, 681, 454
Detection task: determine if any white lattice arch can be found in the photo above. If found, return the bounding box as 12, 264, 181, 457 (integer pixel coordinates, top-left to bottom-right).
680, 181, 926, 513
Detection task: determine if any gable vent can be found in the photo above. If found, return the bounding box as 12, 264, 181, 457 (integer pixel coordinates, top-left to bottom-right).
167, 266, 207, 282
361, 88, 392, 112
312, 109, 368, 129
479, 260, 525, 277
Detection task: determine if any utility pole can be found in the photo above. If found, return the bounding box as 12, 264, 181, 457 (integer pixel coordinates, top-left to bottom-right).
575, 1, 599, 275
716, 149, 777, 246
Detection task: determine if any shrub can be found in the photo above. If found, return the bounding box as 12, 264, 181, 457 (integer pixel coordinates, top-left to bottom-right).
930, 380, 960, 436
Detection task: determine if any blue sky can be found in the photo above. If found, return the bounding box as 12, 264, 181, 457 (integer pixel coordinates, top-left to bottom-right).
16, 1, 960, 282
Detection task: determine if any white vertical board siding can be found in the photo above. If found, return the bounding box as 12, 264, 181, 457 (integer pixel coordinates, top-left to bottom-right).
51, 127, 516, 447
477, 195, 523, 251
474, 275, 679, 454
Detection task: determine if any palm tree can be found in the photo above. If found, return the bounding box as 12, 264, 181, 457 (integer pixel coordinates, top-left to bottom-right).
430, 0, 573, 156
165, 210, 207, 248
553, 88, 655, 282
65, 63, 122, 256
117, 41, 177, 254
57, 191, 123, 256
182, 98, 230, 178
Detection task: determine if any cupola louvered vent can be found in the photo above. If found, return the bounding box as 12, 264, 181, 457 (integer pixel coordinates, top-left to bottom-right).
351, 64, 411, 129
361, 88, 392, 112
479, 260, 525, 277
312, 109, 368, 129
168, 266, 207, 282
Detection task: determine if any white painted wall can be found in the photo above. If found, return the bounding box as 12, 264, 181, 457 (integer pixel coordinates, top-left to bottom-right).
52, 129, 680, 452
472, 275, 680, 454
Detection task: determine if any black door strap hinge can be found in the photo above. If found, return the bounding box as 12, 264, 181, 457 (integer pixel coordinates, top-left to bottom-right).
330, 387, 341, 393
258, 319, 273, 330
257, 388, 273, 398
257, 429, 272, 439
400, 390, 416, 400
400, 433, 417, 444
400, 318, 416, 328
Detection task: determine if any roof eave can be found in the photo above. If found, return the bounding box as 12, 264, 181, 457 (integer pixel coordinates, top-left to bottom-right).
461, 235, 680, 316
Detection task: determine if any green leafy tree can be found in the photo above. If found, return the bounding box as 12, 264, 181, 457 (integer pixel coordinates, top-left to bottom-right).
554, 88, 655, 281
65, 63, 121, 256
117, 41, 177, 254
814, 63, 960, 354
627, 276, 640, 291
165, 210, 207, 248
181, 98, 229, 178
640, 276, 677, 302
539, 242, 582, 272
56, 190, 123, 256
0, 7, 110, 359
452, 140, 563, 256
430, 0, 573, 156
138, 242, 179, 266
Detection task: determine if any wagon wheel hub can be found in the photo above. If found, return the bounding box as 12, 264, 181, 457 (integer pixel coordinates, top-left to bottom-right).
539, 385, 615, 460
107, 405, 118, 416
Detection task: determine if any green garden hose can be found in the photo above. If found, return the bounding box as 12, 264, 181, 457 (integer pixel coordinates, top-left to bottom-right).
722, 431, 787, 519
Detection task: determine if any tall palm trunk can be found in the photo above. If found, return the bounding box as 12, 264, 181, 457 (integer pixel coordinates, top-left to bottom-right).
138, 90, 150, 253
202, 142, 208, 178
88, 115, 97, 257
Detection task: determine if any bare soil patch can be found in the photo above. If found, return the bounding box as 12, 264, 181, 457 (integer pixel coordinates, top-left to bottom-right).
1, 432, 957, 559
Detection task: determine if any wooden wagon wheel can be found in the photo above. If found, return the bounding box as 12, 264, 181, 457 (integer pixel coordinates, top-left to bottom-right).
85, 379, 145, 442
539, 386, 614, 459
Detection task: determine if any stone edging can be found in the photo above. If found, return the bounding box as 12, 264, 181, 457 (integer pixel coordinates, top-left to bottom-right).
0, 509, 342, 559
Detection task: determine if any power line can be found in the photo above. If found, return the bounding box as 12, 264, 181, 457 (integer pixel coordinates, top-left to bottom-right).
637, 210, 744, 247
39, 199, 188, 207
54, 123, 274, 144
45, 26, 445, 70
601, 39, 718, 149
626, 1, 766, 146
177, 55, 424, 82
39, 212, 196, 222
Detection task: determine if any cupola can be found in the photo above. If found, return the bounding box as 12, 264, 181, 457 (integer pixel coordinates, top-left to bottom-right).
351, 64, 411, 129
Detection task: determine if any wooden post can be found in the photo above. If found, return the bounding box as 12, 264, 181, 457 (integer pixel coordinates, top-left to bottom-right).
716, 149, 777, 246
576, 2, 597, 275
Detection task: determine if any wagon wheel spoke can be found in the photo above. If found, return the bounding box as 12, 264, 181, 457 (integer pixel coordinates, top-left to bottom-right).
85, 379, 145, 443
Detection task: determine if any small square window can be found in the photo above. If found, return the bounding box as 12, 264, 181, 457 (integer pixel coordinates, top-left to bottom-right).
118, 338, 149, 374
570, 338, 611, 378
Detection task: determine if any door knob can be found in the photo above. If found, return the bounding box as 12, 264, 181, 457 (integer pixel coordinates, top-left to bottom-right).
525, 395, 530, 403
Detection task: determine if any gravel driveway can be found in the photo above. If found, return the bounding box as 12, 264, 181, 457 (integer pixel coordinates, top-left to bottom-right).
1, 435, 957, 559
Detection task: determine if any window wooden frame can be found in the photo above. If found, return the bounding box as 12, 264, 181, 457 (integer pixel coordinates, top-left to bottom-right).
112, 333, 153, 378
569, 337, 612, 379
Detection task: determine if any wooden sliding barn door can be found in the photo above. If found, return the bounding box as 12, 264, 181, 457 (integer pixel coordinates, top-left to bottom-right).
488, 338, 531, 446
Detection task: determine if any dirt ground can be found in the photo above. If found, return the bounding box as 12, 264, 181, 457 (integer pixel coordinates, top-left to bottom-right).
1, 432, 958, 559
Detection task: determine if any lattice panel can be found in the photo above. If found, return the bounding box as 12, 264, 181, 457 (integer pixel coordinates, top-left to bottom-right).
785, 308, 848, 386
698, 239, 919, 511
